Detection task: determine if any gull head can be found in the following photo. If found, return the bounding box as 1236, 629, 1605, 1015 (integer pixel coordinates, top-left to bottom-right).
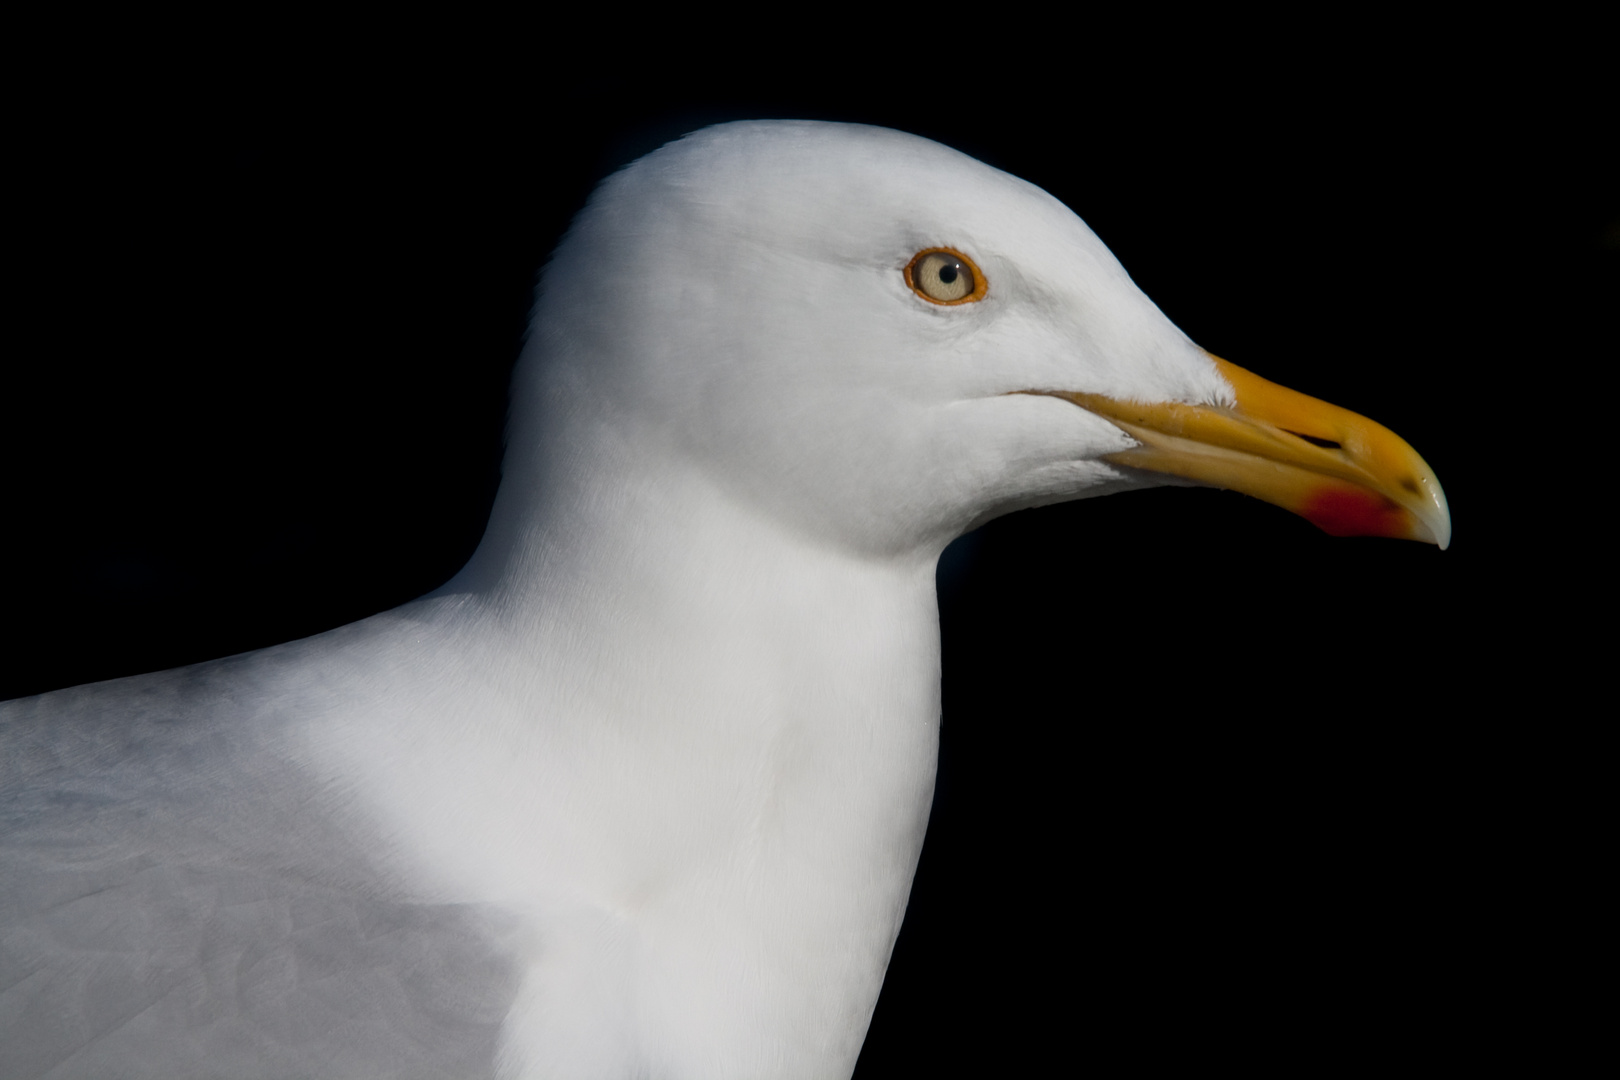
502, 120, 1448, 561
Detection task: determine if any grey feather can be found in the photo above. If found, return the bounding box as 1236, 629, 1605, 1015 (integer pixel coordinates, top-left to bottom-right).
1, 656, 522, 1080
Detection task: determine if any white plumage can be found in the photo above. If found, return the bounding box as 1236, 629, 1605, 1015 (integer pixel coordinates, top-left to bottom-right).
0, 120, 1439, 1079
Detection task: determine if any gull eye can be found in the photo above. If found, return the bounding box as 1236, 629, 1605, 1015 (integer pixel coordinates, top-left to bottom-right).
904, 248, 986, 305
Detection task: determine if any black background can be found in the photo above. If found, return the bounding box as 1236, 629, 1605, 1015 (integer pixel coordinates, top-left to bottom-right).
6, 36, 1613, 1074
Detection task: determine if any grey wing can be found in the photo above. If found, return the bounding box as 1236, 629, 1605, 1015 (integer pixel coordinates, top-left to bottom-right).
0, 660, 521, 1080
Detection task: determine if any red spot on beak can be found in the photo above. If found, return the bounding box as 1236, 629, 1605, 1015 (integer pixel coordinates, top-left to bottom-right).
1302, 487, 1409, 539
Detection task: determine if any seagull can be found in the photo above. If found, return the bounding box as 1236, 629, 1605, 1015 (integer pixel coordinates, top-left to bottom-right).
0, 120, 1448, 1080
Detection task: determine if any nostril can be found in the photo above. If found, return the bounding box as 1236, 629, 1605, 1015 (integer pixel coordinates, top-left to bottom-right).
1283, 429, 1341, 450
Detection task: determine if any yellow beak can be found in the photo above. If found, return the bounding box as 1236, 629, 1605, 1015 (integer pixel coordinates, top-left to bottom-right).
1042, 354, 1450, 548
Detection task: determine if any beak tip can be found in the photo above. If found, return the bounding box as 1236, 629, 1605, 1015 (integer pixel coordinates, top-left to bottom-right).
1428, 513, 1452, 552
1418, 479, 1452, 551
1417, 515, 1452, 551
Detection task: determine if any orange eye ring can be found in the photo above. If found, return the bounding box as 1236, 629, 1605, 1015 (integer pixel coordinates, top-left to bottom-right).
904, 248, 989, 306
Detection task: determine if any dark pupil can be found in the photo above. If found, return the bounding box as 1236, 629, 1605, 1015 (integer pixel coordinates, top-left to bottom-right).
938, 263, 959, 284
